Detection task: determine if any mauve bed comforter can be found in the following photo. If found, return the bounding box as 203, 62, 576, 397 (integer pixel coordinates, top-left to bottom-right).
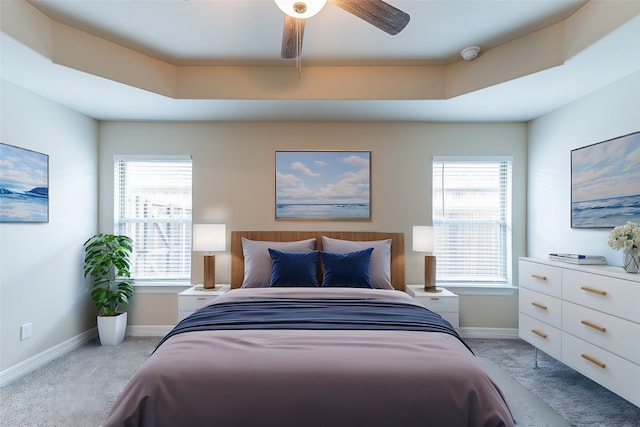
103, 288, 514, 427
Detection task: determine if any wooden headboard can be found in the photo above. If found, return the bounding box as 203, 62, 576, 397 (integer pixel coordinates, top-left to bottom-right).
231, 231, 405, 291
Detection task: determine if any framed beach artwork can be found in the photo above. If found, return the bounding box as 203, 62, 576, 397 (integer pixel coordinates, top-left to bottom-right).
275, 151, 371, 220
571, 131, 640, 228
0, 143, 49, 223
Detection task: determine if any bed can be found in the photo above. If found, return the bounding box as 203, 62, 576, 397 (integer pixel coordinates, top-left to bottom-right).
103, 231, 514, 427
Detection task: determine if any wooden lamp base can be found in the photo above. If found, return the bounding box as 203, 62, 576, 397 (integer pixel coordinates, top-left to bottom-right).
424, 255, 441, 293
203, 254, 216, 289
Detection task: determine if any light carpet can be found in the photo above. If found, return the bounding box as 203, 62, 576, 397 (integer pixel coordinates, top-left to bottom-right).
467, 338, 640, 427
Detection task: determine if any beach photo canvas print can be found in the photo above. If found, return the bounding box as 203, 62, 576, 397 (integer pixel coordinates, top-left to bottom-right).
571, 131, 640, 228
276, 151, 371, 219
0, 143, 49, 222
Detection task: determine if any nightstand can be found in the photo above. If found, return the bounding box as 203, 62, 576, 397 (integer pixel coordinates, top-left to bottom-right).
405, 284, 459, 330
178, 284, 230, 322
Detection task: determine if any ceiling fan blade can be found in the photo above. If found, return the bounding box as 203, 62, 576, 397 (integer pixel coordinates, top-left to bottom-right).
328, 0, 410, 35
281, 15, 306, 59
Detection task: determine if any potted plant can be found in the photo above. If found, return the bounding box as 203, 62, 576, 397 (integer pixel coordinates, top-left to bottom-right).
83, 233, 134, 345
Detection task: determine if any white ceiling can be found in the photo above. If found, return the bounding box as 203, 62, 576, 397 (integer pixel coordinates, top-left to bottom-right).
2, 0, 640, 122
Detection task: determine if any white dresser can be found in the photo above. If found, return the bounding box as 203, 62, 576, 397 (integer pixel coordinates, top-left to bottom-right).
519, 258, 640, 407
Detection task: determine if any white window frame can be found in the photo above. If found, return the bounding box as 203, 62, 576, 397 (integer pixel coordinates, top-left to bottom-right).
432, 156, 513, 289
114, 155, 193, 284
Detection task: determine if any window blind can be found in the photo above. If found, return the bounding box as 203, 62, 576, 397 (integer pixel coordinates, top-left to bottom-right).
114, 156, 192, 281
432, 157, 512, 284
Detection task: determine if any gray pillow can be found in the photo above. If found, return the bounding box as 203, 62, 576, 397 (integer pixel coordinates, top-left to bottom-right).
241, 237, 317, 287
321, 236, 393, 289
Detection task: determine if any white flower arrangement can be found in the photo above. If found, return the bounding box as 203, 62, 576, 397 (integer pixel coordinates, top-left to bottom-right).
608, 221, 640, 251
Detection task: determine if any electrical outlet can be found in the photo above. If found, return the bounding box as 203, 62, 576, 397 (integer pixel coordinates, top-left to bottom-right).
20, 323, 32, 341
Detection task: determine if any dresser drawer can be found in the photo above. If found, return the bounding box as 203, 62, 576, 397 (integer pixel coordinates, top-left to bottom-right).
562, 269, 640, 322
562, 332, 640, 407
178, 295, 217, 312
519, 260, 561, 298
518, 288, 561, 328
518, 313, 561, 360
562, 301, 639, 363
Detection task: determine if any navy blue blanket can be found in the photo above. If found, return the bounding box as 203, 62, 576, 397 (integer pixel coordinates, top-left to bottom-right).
157, 297, 470, 352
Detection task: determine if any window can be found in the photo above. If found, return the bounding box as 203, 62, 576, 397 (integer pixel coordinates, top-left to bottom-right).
432, 157, 512, 285
114, 155, 192, 282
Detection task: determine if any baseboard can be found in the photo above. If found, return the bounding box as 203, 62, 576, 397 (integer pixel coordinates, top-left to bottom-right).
0, 328, 97, 387
459, 327, 519, 339
126, 325, 174, 337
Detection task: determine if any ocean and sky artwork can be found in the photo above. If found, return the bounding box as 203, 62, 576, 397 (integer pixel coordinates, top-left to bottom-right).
571, 131, 640, 228
275, 151, 371, 219
0, 143, 49, 222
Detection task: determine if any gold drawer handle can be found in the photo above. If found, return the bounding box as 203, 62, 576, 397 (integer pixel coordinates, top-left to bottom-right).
581, 320, 606, 333
531, 274, 547, 281
581, 353, 606, 369
580, 286, 607, 296
531, 302, 548, 310
196, 297, 207, 300
531, 329, 547, 339
430, 297, 440, 301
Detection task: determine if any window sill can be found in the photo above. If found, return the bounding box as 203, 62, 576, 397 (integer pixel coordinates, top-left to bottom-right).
133, 281, 192, 294
437, 283, 518, 296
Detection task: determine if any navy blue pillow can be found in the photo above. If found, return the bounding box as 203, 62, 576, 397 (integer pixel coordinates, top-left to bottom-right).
320, 248, 374, 288
268, 249, 320, 287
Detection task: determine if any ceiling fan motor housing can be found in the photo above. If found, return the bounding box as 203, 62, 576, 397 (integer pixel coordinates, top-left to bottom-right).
293, 2, 307, 14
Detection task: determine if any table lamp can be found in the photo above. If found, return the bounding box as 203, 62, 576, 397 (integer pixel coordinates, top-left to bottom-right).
192, 224, 226, 289
413, 225, 440, 293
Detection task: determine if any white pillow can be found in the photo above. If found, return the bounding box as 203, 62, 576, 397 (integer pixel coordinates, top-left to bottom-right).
321, 236, 393, 289
241, 238, 317, 288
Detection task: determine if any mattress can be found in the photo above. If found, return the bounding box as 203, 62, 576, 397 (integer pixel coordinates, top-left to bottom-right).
103, 287, 514, 427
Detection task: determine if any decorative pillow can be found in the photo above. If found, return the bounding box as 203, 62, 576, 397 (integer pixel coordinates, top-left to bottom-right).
241, 238, 316, 288
268, 249, 320, 287
321, 236, 392, 289
320, 248, 374, 288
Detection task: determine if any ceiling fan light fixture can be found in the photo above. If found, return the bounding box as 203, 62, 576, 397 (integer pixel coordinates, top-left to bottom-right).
275, 0, 327, 19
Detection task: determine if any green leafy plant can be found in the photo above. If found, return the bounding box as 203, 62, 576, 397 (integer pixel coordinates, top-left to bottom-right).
83, 233, 134, 316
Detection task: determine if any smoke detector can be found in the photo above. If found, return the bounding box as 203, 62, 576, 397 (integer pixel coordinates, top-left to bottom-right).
461, 46, 481, 61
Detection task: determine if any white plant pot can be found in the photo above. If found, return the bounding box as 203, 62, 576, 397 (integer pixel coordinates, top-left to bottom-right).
97, 312, 127, 346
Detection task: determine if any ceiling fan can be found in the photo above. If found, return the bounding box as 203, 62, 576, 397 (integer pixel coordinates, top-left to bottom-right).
274, 0, 410, 59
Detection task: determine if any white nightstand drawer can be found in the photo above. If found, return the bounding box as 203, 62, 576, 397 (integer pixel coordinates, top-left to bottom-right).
518, 313, 561, 360
518, 288, 561, 328
416, 294, 458, 313
562, 301, 639, 362
519, 260, 562, 298
562, 332, 640, 407
179, 295, 216, 312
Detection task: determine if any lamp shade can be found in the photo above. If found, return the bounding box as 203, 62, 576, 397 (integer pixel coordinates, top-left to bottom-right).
412, 226, 434, 253
192, 224, 226, 252
274, 0, 327, 18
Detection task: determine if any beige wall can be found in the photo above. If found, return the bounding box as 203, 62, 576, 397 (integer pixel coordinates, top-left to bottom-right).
127, 293, 178, 326
98, 121, 528, 330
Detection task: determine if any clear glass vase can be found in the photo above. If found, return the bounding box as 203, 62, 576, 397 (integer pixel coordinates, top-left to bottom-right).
623, 249, 640, 274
